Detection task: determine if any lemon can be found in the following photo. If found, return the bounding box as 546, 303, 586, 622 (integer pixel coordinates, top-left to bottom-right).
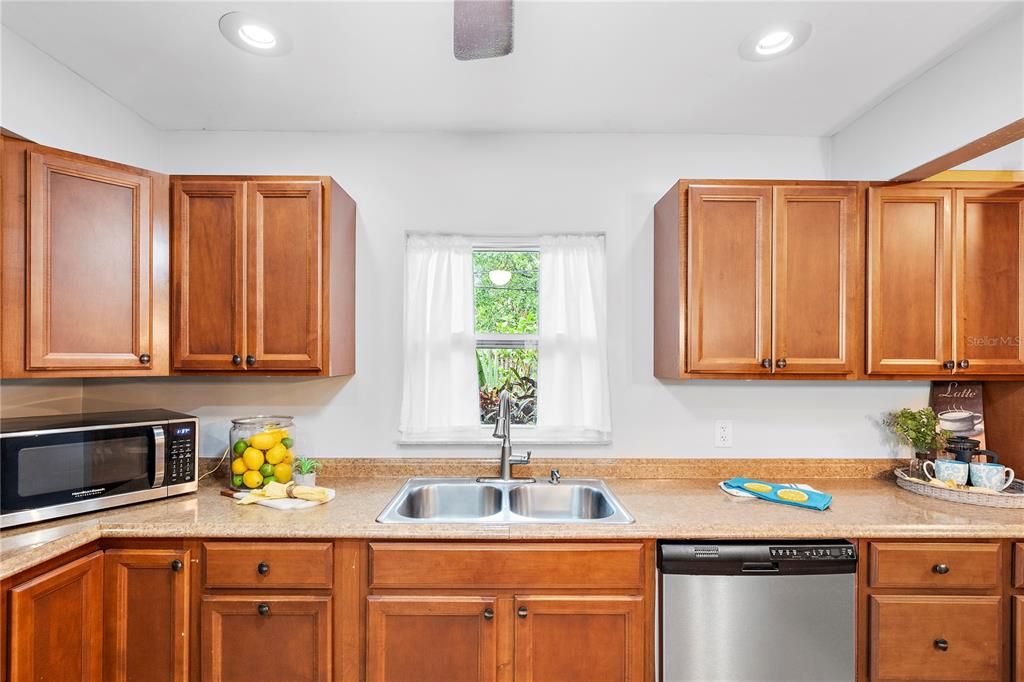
283, 450, 294, 464
242, 470, 264, 489
265, 443, 287, 465
242, 447, 265, 471
273, 463, 292, 483
777, 488, 809, 503
742, 482, 773, 493
249, 432, 276, 451
230, 458, 247, 475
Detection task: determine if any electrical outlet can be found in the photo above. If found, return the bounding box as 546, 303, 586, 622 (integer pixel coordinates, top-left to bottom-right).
715, 420, 733, 448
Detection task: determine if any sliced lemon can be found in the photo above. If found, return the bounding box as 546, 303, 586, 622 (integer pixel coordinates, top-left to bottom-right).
742, 482, 773, 493
777, 488, 809, 503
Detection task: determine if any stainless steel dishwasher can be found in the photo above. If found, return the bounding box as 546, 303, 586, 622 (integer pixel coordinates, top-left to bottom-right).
658, 540, 857, 682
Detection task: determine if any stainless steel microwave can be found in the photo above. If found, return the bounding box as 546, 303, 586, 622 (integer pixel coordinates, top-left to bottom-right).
1, 409, 199, 529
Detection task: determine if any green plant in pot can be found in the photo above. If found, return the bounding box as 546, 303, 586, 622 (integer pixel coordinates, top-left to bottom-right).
884, 408, 951, 477
293, 457, 322, 487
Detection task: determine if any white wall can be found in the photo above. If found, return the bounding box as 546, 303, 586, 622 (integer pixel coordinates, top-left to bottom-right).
0, 25, 162, 168
831, 7, 1024, 180
79, 131, 929, 459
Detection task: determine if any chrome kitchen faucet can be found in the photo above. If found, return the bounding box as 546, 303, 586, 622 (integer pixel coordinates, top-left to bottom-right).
478, 390, 534, 483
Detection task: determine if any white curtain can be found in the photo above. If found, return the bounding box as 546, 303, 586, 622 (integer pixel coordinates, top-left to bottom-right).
537, 235, 611, 440
399, 235, 479, 439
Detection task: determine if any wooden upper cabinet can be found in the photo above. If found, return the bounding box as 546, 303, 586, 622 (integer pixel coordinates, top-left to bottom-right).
513, 595, 645, 682
103, 549, 191, 682
773, 186, 860, 375
953, 188, 1024, 375
1, 136, 169, 377
172, 181, 246, 370
247, 182, 323, 371
366, 595, 498, 682
867, 187, 953, 375
9, 551, 104, 682
171, 176, 355, 376
687, 185, 772, 374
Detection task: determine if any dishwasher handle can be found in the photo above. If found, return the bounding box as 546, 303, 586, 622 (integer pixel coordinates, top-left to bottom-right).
741, 562, 780, 574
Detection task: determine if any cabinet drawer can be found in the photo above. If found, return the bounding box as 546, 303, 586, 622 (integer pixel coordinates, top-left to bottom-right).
369, 542, 645, 590
869, 595, 1001, 681
1015, 543, 1023, 588
868, 542, 999, 589
203, 542, 333, 589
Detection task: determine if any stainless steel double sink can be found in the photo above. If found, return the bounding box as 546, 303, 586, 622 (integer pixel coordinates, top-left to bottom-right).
376, 478, 634, 524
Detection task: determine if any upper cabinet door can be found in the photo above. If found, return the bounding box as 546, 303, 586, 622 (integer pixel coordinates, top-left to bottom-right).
687, 185, 773, 373
867, 187, 953, 375
953, 189, 1024, 375
246, 182, 323, 371
773, 186, 860, 375
26, 151, 155, 370
172, 181, 246, 371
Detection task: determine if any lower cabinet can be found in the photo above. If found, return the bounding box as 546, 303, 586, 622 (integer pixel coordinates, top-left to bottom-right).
8, 551, 104, 682
366, 595, 498, 682
1015, 597, 1023, 682
201, 594, 333, 682
103, 548, 191, 682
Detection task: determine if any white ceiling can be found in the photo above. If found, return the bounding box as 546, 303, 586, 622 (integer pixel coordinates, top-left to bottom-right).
1, 1, 1013, 134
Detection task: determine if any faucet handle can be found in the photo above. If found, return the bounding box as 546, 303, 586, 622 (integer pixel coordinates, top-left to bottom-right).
549, 469, 561, 485
510, 450, 531, 465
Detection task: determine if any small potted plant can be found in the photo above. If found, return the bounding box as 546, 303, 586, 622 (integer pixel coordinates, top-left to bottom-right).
884, 407, 951, 477
293, 457, 323, 487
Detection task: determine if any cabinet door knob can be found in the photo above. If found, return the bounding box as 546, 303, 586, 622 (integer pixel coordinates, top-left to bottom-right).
483, 608, 494, 620
761, 359, 772, 369
933, 638, 949, 652
139, 353, 151, 364
257, 603, 270, 617
943, 360, 955, 370
246, 355, 256, 367
932, 563, 950, 575
231, 354, 242, 366
257, 561, 270, 576
170, 559, 183, 572
958, 359, 970, 370
776, 358, 787, 370
517, 606, 528, 618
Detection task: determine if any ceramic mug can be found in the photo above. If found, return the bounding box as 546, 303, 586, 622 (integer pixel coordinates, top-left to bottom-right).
969, 462, 1016, 492
937, 410, 983, 434
922, 459, 969, 486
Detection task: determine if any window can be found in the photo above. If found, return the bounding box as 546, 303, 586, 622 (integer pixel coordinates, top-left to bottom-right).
474, 249, 539, 426
400, 234, 610, 444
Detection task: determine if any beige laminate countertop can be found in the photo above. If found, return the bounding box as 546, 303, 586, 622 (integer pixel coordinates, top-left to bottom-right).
2, 475, 1022, 581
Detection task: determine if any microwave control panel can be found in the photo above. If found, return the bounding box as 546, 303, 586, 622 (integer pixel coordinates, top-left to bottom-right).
166, 421, 197, 485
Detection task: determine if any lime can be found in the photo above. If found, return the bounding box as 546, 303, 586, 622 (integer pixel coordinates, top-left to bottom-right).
232, 439, 248, 455
231, 474, 244, 487
281, 437, 294, 449
263, 475, 277, 485
259, 463, 275, 477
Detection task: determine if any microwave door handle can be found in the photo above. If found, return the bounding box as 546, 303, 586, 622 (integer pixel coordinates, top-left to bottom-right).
152, 426, 166, 488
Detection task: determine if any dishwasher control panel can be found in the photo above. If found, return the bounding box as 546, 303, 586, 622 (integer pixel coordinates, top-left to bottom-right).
769, 545, 857, 560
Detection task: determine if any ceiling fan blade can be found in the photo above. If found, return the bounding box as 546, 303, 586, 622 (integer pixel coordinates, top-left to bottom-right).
454, 0, 514, 61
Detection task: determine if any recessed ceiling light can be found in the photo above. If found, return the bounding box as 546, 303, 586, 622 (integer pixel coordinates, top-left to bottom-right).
739, 21, 811, 61
219, 12, 292, 57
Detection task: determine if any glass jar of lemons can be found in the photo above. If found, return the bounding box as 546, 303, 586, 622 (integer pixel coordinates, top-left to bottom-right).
228, 416, 298, 490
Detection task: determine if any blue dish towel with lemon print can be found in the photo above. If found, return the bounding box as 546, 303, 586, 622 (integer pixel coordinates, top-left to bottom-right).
722, 478, 833, 511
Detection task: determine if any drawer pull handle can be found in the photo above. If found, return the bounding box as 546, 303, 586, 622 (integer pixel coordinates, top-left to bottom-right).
257, 603, 270, 617
257, 562, 270, 576
231, 354, 242, 366
517, 606, 528, 618
483, 608, 494, 620
934, 638, 948, 652
932, 564, 950, 575
170, 559, 183, 572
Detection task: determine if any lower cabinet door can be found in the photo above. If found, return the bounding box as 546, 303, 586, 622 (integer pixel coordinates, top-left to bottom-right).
1015, 597, 1023, 682
9, 551, 104, 681
513, 595, 645, 682
103, 549, 191, 682
366, 595, 498, 682
201, 594, 332, 682
869, 594, 1002, 681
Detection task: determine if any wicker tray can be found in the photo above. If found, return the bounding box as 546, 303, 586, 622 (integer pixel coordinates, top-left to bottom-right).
894, 468, 1024, 509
